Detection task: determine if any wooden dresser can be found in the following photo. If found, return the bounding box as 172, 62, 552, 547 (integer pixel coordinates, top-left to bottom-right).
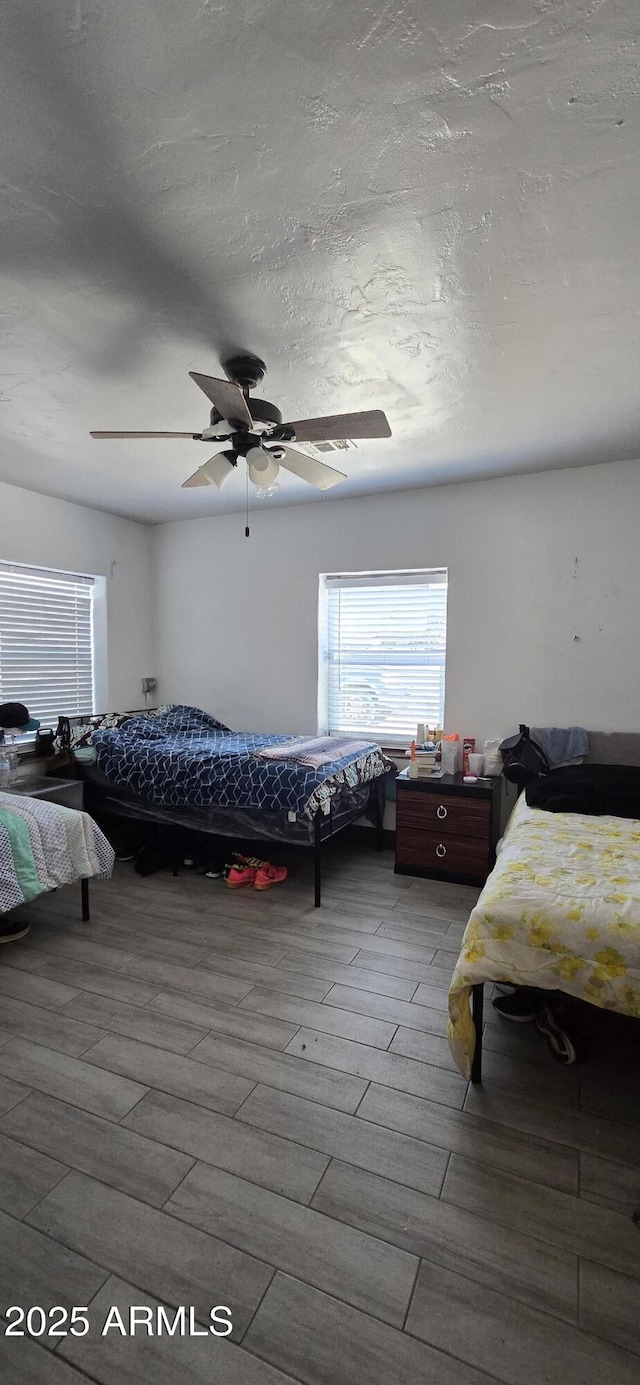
394, 769, 501, 886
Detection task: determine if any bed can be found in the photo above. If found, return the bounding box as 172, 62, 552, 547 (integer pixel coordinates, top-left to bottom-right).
57, 705, 393, 905
0, 792, 114, 921
448, 737, 640, 1082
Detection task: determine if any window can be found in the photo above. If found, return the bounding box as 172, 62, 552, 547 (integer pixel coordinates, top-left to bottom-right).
319, 569, 447, 743
0, 560, 97, 731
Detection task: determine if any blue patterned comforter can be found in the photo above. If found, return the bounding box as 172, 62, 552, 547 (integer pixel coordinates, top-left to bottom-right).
92, 706, 391, 819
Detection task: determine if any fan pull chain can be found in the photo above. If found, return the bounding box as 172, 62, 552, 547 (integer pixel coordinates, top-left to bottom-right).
245, 463, 250, 538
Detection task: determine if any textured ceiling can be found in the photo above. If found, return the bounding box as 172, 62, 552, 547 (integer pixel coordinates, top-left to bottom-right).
0, 0, 639, 523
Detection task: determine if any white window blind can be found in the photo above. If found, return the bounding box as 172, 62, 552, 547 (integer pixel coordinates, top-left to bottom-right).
0, 561, 95, 730
322, 569, 447, 742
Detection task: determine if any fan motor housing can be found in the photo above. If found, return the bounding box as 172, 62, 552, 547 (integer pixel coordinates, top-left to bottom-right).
222, 353, 267, 390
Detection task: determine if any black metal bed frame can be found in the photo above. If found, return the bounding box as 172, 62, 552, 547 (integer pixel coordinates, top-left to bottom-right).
471, 983, 484, 1083
311, 791, 385, 905
1, 876, 90, 927
75, 764, 385, 903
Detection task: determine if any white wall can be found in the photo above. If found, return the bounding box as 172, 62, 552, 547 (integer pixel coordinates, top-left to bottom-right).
0, 480, 154, 711
152, 458, 640, 745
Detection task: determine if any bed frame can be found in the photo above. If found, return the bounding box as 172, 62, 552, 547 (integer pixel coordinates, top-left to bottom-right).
469, 730, 640, 1083
56, 713, 386, 906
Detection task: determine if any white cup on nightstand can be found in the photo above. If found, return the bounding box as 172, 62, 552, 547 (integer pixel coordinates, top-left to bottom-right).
468, 753, 484, 777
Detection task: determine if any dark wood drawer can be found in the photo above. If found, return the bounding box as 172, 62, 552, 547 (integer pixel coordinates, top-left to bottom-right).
395, 827, 489, 877
396, 788, 490, 841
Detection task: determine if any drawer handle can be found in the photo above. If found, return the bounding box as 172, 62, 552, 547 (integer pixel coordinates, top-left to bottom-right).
436, 804, 448, 819
436, 843, 447, 858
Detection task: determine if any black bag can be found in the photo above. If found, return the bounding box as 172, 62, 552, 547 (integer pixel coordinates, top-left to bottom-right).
35, 729, 56, 757
500, 725, 549, 788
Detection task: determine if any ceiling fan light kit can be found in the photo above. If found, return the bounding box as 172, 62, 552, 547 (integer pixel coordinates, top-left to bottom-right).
202, 454, 237, 491
91, 353, 391, 512
247, 447, 280, 488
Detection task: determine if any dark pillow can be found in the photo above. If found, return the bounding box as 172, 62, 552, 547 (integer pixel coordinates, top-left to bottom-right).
526, 764, 640, 819
67, 704, 173, 750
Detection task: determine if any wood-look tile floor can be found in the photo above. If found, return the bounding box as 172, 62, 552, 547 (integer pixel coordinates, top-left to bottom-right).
0, 844, 639, 1383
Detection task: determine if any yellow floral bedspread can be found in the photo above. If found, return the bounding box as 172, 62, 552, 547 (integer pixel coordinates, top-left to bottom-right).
448, 794, 640, 1078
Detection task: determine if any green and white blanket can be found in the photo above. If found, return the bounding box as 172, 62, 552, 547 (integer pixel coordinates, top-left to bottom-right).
0, 793, 114, 914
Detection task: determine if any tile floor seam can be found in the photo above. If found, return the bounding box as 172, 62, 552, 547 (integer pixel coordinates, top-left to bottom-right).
154, 1154, 199, 1209
400, 1254, 423, 1333
22, 1172, 275, 1283
230, 1110, 449, 1201
440, 1159, 640, 1280
0, 1085, 34, 1120
23, 1216, 268, 1347
280, 1176, 584, 1332
0, 1105, 196, 1210
160, 1193, 421, 1334
400, 1304, 576, 1384
118, 965, 257, 1007
3, 1198, 113, 1291
355, 1084, 580, 1190
463, 1086, 640, 1165
438, 1149, 453, 1197
232, 1266, 279, 1345
350, 1081, 371, 1116
229, 1075, 365, 1121
255, 1273, 505, 1385
10, 1146, 74, 1224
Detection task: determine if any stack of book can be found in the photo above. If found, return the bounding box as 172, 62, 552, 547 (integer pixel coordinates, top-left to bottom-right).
415, 751, 439, 777
406, 747, 441, 777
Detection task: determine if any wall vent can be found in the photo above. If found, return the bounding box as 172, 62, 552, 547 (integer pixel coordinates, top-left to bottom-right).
307, 438, 358, 455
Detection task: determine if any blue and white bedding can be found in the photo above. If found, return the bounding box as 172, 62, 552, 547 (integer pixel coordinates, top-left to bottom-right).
92, 706, 392, 820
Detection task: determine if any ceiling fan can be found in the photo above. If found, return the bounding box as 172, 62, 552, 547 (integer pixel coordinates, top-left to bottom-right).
90, 354, 391, 495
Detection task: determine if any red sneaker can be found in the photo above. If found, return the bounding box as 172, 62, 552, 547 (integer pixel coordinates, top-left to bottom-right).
225, 863, 256, 889
253, 863, 288, 891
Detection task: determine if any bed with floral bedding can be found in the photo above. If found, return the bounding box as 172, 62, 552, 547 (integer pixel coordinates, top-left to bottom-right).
448, 791, 640, 1080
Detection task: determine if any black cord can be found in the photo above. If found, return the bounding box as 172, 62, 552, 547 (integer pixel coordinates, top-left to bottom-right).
245, 463, 250, 538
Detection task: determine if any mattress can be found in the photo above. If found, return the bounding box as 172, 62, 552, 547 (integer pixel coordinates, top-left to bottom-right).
92, 705, 392, 820
448, 792, 640, 1078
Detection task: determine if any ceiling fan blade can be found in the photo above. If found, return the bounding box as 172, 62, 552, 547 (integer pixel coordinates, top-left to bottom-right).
278, 446, 347, 491
182, 453, 236, 492
283, 409, 391, 443
90, 431, 201, 439
188, 372, 253, 429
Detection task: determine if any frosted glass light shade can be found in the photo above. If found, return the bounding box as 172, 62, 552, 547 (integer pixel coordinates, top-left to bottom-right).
247, 448, 279, 487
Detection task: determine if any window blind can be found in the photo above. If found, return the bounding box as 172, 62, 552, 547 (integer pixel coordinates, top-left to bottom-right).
322, 569, 447, 742
0, 561, 95, 730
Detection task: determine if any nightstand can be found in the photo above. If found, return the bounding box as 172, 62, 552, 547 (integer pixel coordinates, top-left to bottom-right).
3, 776, 84, 811
394, 769, 501, 886
2, 776, 90, 918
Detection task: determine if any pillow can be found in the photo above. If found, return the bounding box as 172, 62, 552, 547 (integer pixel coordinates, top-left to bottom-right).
526, 764, 640, 819
65, 705, 174, 751
69, 713, 128, 750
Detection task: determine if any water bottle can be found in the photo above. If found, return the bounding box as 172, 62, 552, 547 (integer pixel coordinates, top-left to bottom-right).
0, 749, 11, 789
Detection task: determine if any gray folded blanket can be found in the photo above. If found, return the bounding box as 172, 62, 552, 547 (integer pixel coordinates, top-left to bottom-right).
531, 726, 589, 768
